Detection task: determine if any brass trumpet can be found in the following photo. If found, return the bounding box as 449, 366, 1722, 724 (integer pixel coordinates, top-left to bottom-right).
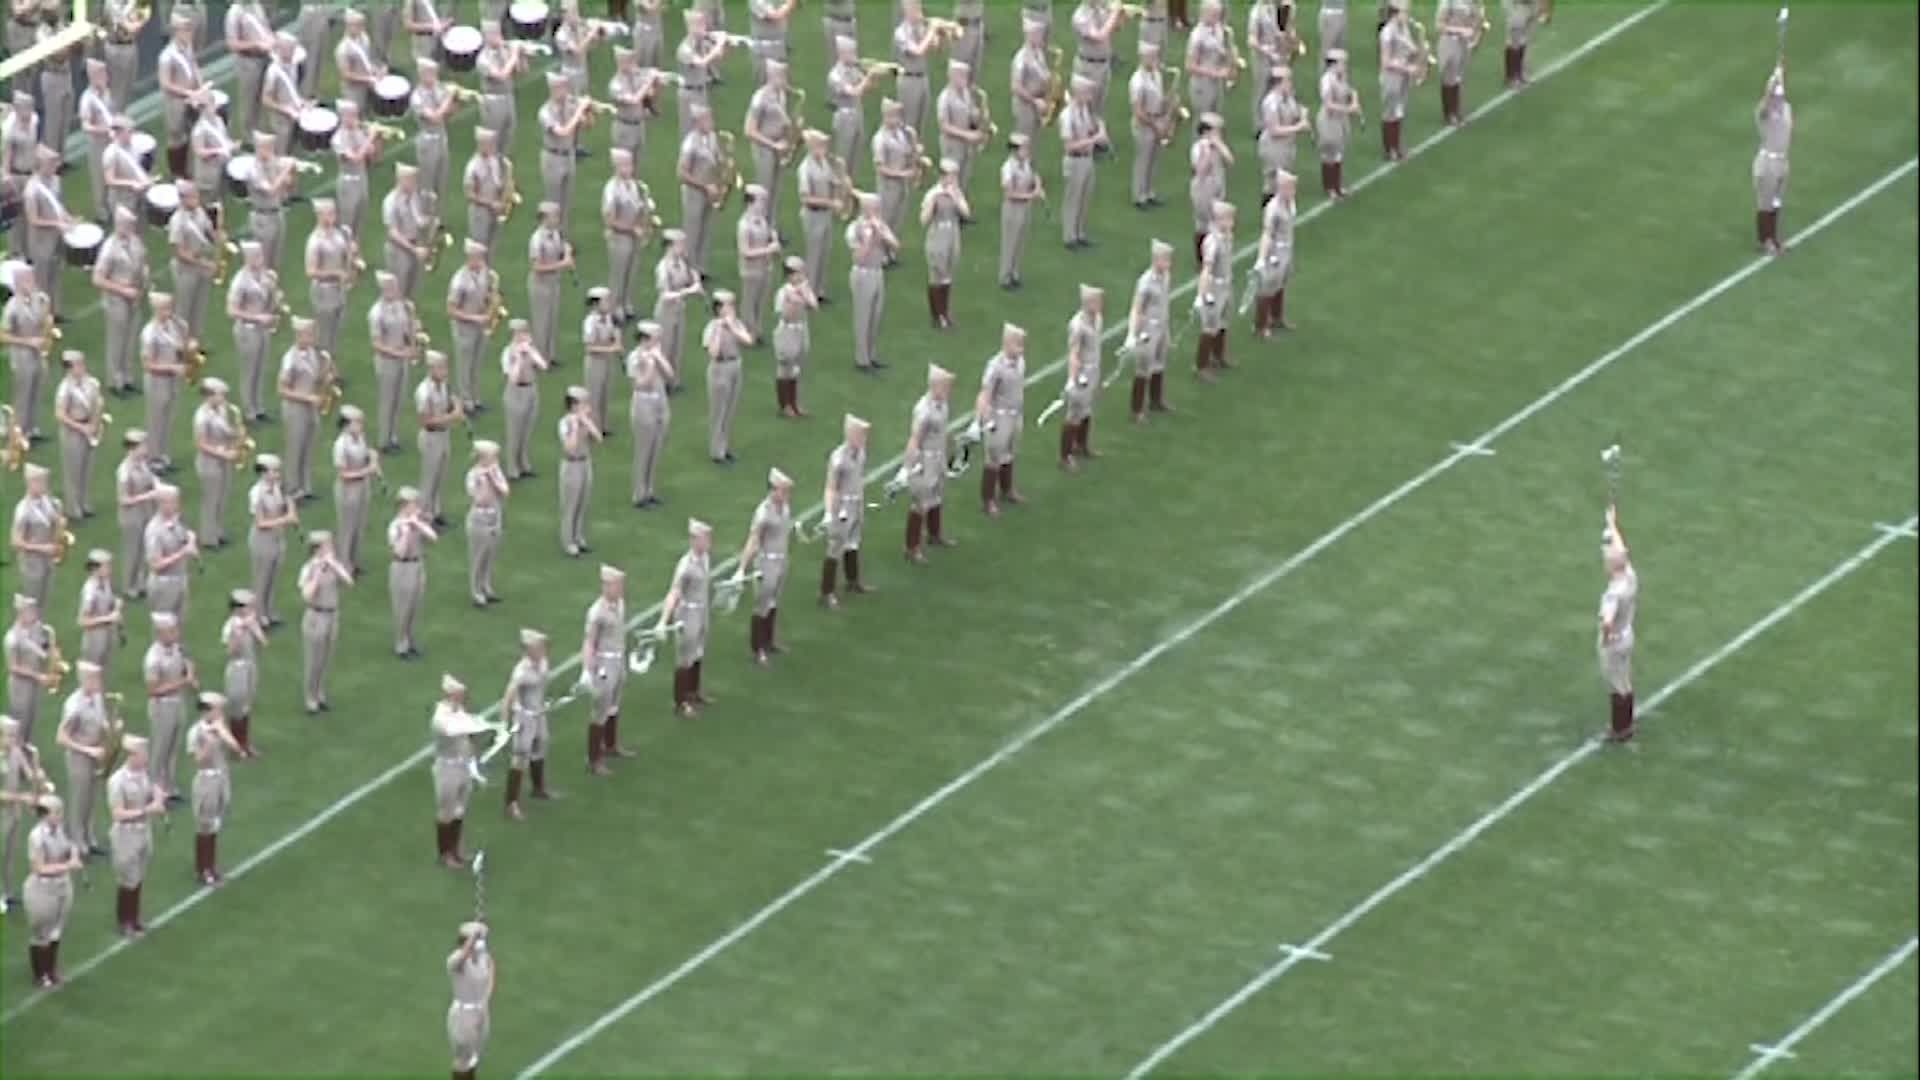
927, 16, 964, 38
582, 97, 619, 117
447, 84, 483, 104
367, 121, 408, 141
860, 57, 903, 77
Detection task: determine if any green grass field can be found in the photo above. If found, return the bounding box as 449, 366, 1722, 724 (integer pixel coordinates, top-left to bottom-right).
1, 1, 1915, 1074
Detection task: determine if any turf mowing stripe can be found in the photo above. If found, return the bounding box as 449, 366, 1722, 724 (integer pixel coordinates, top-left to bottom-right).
514, 156, 1912, 1079
1125, 515, 1920, 1078
1732, 936, 1920, 1080
0, 4, 1665, 1025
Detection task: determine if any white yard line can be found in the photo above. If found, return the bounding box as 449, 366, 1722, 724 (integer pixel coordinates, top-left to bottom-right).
1126, 512, 1918, 1077
0, 3, 1662, 1024
516, 155, 1916, 1078
1733, 936, 1918, 1080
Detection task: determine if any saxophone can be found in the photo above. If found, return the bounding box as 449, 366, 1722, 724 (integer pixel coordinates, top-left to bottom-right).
714, 131, 744, 210
42, 628, 71, 694
1409, 17, 1437, 86
828, 154, 856, 220
780, 87, 809, 169
49, 499, 76, 566
225, 402, 256, 471
1038, 46, 1067, 128
0, 405, 26, 471
969, 83, 999, 143
1160, 66, 1191, 147
484, 268, 509, 335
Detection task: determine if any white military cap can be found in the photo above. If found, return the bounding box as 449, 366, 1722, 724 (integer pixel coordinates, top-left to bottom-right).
587, 285, 612, 302
783, 255, 806, 273
472, 439, 500, 455
1388, 0, 1407, 11
344, 8, 365, 23
835, 34, 857, 51
396, 485, 420, 502
518, 628, 546, 647
124, 428, 147, 445
881, 97, 902, 113
37, 793, 63, 814
1151, 238, 1174, 257
712, 288, 736, 304
75, 659, 102, 675
237, 240, 264, 257
85, 547, 112, 564
857, 191, 880, 209
1211, 199, 1236, 217
1002, 322, 1027, 340
153, 482, 180, 498
417, 58, 439, 73
1079, 284, 1104, 302
109, 113, 133, 129
689, 102, 712, 119
474, 126, 496, 142
939, 157, 959, 174
687, 518, 712, 538
599, 564, 625, 583
34, 145, 58, 164
546, 72, 569, 87
609, 147, 633, 164
151, 611, 178, 629
274, 31, 297, 47
256, 451, 282, 470
765, 59, 787, 75
803, 128, 829, 144
290, 316, 315, 332
464, 238, 487, 256
0, 715, 17, 736
1199, 111, 1223, 129
662, 227, 686, 243
843, 412, 870, 433
201, 376, 229, 394
613, 45, 634, 61
307, 529, 333, 546
22, 463, 49, 482
122, 735, 149, 753
1272, 167, 1298, 186
197, 691, 227, 709
148, 290, 174, 306
927, 363, 953, 384
1325, 48, 1348, 62
565, 384, 589, 401
312, 197, 336, 213
113, 206, 138, 226
230, 588, 255, 606
425, 349, 449, 365
1008, 132, 1030, 148
948, 59, 970, 74
338, 403, 364, 423
169, 11, 192, 28
441, 673, 466, 694
479, 18, 499, 32
251, 129, 274, 144
768, 467, 792, 487
744, 183, 767, 199
509, 318, 530, 332
9, 594, 35, 612
10, 92, 32, 109
395, 163, 418, 178
634, 320, 660, 338
339, 100, 361, 115
63, 349, 84, 365
539, 200, 560, 215
1023, 15, 1046, 32
1139, 41, 1161, 57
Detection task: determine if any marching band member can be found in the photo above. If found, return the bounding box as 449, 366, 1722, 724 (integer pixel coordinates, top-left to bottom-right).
903, 364, 956, 561
23, 791, 82, 976
771, 256, 817, 418
137, 291, 188, 472
104, 116, 153, 224
500, 321, 548, 481
1, 268, 52, 435
608, 47, 666, 162
296, 530, 352, 713
277, 317, 327, 500
54, 353, 105, 516
821, 0, 857, 60
221, 590, 266, 756
501, 629, 552, 819
142, 484, 197, 619
0, 95, 34, 260
1129, 41, 1171, 209
892, 0, 944, 139
998, 133, 1043, 288
871, 98, 916, 242
746, 60, 797, 208
826, 36, 875, 174
97, 207, 151, 397
675, 9, 729, 136
330, 407, 376, 572
1188, 112, 1232, 263
652, 229, 702, 393
387, 487, 437, 658
23, 148, 74, 320
381, 163, 431, 299
749, 0, 797, 83
1378, 0, 1418, 161
738, 468, 795, 664
1317, 49, 1360, 198
248, 130, 297, 271
1141, 0, 1173, 50
526, 204, 571, 375
75, 550, 121, 670
921, 159, 968, 328
115, 430, 159, 597
226, 241, 278, 422
464, 440, 508, 604
187, 691, 240, 884
446, 918, 496, 1080
736, 184, 781, 344
677, 104, 725, 278
1195, 200, 1236, 378
1252, 169, 1298, 335
1072, 0, 1129, 113
796, 130, 838, 299
1754, 64, 1792, 256
415, 351, 462, 525
169, 184, 218, 339
581, 564, 629, 772
369, 271, 417, 451
446, 241, 494, 413
3, 594, 52, 738
1436, 0, 1481, 125
952, 0, 988, 71
818, 413, 870, 605
632, 0, 667, 66
462, 129, 511, 261
158, 15, 207, 178
1322, 0, 1350, 57
407, 0, 454, 65
582, 289, 623, 431
477, 21, 525, 145
936, 59, 989, 196
142, 610, 195, 803
1059, 285, 1104, 469
1598, 505, 1639, 742
79, 61, 114, 219
1505, 0, 1541, 87
1246, 0, 1287, 132
846, 191, 897, 373
306, 199, 355, 362
603, 149, 651, 328
188, 82, 235, 213
106, 734, 164, 936
1185, 0, 1233, 121
429, 675, 479, 867
554, 4, 602, 98
702, 291, 751, 465
976, 324, 1028, 515
1, 716, 38, 913
370, 0, 401, 67
658, 520, 714, 718
558, 388, 601, 557
625, 321, 672, 507
412, 59, 458, 207
295, 1, 336, 99
1058, 75, 1106, 248
56, 662, 112, 854
1009, 16, 1050, 143
224, 0, 274, 136
538, 73, 593, 230
190, 377, 241, 546
248, 452, 296, 625
1258, 68, 1310, 204
335, 11, 380, 116
260, 33, 308, 157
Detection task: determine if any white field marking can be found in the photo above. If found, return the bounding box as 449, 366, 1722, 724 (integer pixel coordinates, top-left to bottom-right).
1730, 936, 1919, 1080
1278, 944, 1332, 963
1450, 441, 1497, 457
0, 4, 1663, 1025
824, 848, 872, 865
1874, 520, 1918, 540
1124, 515, 1920, 1079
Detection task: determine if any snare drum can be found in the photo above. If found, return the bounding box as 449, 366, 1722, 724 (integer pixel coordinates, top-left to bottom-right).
62, 222, 106, 269
144, 182, 181, 228
507, 1, 551, 40
372, 74, 412, 118
0, 258, 30, 301
224, 154, 257, 199
130, 131, 158, 172
439, 24, 482, 71
296, 106, 340, 153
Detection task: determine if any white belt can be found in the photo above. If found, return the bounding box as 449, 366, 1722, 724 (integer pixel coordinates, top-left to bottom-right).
452, 1001, 485, 1011
197, 766, 225, 777
1758, 149, 1787, 159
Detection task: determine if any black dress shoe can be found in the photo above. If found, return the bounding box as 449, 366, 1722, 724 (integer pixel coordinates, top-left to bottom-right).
433, 515, 450, 528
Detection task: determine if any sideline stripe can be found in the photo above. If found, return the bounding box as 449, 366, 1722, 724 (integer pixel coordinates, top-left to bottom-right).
1729, 936, 1919, 1080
